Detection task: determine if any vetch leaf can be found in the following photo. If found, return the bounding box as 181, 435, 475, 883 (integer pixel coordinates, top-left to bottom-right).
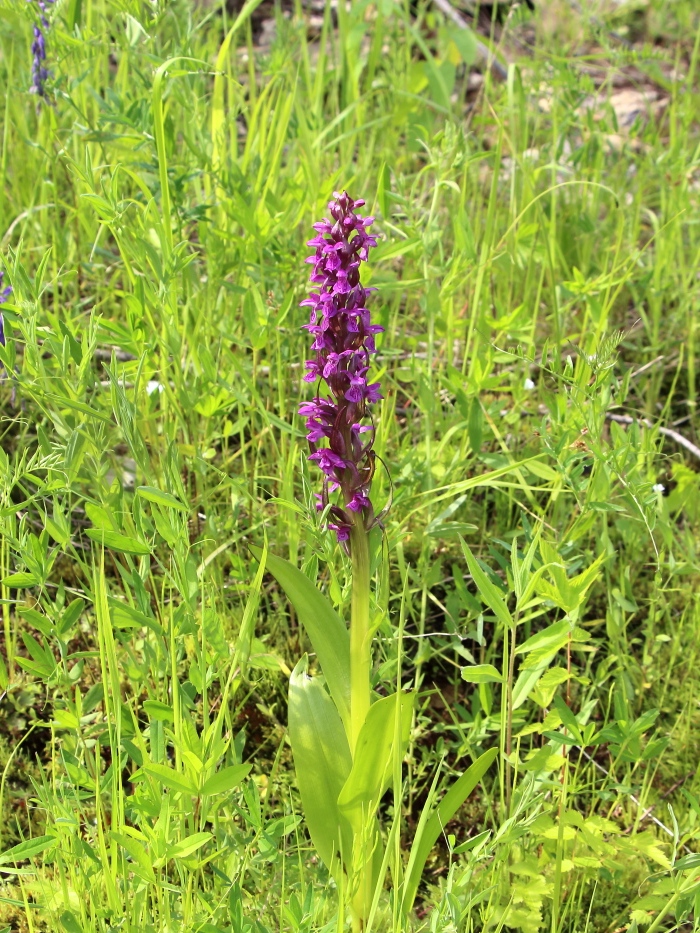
1, 572, 39, 588
143, 762, 197, 796
0, 836, 58, 865
200, 764, 251, 796
460, 538, 513, 629
288, 656, 352, 874
552, 696, 583, 743
461, 664, 503, 684
251, 548, 351, 733
85, 529, 151, 555
142, 700, 174, 722
111, 832, 156, 882
517, 619, 572, 657
136, 486, 188, 512
165, 832, 211, 860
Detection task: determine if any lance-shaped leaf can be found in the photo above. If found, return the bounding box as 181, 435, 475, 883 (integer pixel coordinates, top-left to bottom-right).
401, 747, 498, 916
251, 547, 351, 733
460, 538, 513, 629
288, 656, 353, 874
338, 691, 414, 833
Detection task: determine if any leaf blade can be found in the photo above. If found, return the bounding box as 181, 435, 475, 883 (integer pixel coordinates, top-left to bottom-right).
337, 692, 413, 832
401, 747, 497, 915
287, 656, 353, 874
251, 548, 351, 732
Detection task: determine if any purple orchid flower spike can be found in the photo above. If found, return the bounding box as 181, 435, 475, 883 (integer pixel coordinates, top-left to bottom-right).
299, 191, 386, 546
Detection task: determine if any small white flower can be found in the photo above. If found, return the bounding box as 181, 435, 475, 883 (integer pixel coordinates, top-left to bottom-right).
146, 380, 164, 396
524, 378, 536, 390
653, 483, 665, 493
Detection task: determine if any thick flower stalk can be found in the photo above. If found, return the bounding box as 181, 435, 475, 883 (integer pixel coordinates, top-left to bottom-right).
299, 191, 383, 546
28, 0, 54, 99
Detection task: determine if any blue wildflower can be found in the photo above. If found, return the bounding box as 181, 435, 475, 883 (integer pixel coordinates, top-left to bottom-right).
27, 0, 54, 98
0, 271, 11, 348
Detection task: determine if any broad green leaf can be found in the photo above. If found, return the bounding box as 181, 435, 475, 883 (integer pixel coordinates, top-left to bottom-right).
165, 832, 211, 860
453, 829, 490, 854
44, 515, 70, 546
111, 832, 156, 882
337, 691, 414, 832
552, 696, 583, 743
108, 598, 163, 636
460, 538, 512, 629
1, 572, 39, 588
136, 486, 188, 512
143, 762, 197, 796
251, 548, 350, 733
85, 529, 151, 555
401, 748, 497, 915
512, 652, 560, 710
288, 656, 352, 874
200, 764, 251, 796
461, 664, 503, 684
142, 700, 174, 722
530, 667, 571, 708
0, 835, 57, 865
516, 619, 572, 656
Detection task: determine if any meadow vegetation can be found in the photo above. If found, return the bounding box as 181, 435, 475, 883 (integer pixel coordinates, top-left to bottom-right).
1, 0, 700, 930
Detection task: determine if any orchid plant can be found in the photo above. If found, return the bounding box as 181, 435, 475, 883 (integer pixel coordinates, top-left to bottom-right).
254, 193, 495, 930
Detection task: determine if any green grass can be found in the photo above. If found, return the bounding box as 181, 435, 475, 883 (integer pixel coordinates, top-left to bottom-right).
1, 0, 700, 930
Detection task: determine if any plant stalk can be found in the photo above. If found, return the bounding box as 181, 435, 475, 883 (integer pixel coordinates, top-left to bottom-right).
349, 522, 373, 929
349, 522, 371, 755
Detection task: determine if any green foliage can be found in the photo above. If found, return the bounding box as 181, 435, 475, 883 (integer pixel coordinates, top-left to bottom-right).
0, 0, 700, 930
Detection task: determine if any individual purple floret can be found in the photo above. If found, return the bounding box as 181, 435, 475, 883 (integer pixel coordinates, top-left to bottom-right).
0, 270, 12, 351
299, 191, 384, 544
27, 0, 54, 99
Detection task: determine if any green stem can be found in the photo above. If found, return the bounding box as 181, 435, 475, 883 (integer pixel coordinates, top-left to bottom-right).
349, 523, 373, 928
349, 522, 371, 755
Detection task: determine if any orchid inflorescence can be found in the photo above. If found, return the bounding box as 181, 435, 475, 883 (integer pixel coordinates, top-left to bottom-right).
28, 0, 54, 99
299, 191, 385, 544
